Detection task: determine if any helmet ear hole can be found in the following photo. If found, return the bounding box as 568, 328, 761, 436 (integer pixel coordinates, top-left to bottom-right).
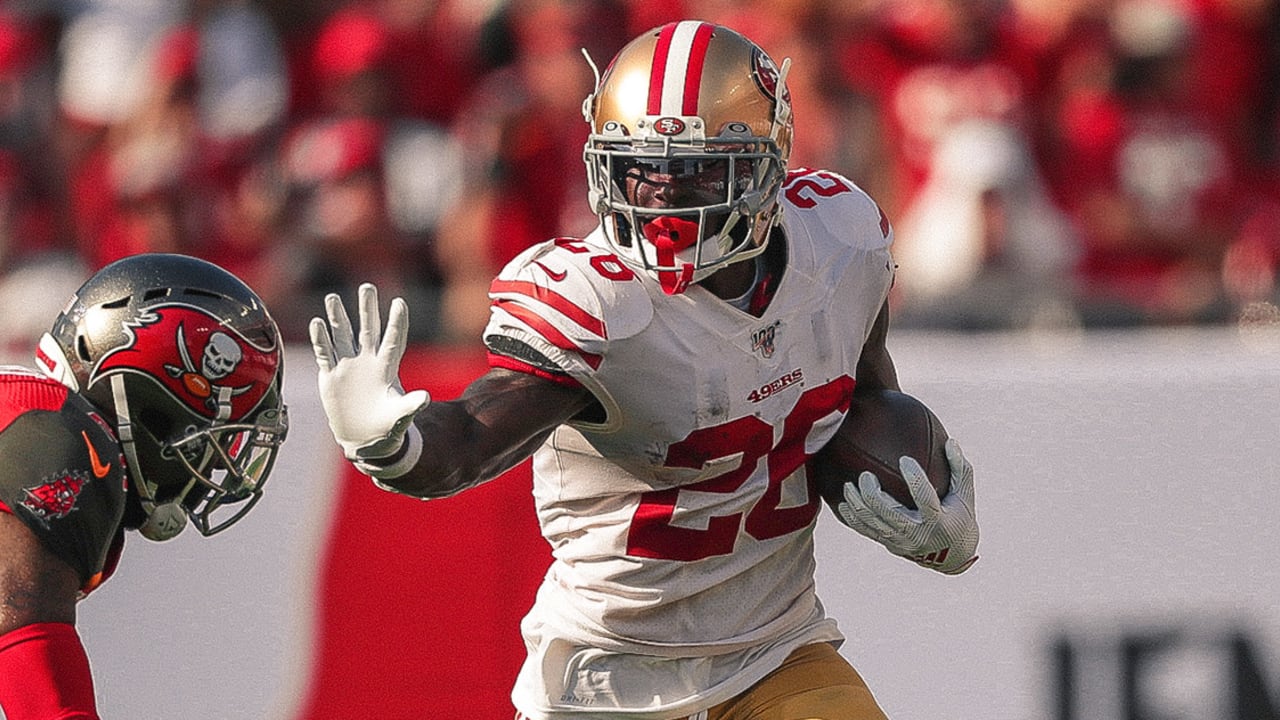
76, 335, 92, 363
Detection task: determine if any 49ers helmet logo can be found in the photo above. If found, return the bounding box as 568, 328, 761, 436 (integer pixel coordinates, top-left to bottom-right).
653, 117, 686, 135
92, 304, 279, 420
752, 48, 789, 104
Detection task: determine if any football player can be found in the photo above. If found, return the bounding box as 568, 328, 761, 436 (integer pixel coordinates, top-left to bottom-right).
311, 21, 978, 719
0, 253, 288, 720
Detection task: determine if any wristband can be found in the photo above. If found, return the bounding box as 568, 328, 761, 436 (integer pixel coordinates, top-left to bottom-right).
0, 622, 99, 719
355, 423, 423, 482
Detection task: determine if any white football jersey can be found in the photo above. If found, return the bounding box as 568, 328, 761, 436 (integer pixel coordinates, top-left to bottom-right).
485, 169, 895, 718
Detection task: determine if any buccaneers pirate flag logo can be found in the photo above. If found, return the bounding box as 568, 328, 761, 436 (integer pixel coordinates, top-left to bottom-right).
92, 304, 278, 420
21, 471, 88, 526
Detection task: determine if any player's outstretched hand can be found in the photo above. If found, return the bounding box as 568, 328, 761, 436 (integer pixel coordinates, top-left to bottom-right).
835, 438, 979, 574
310, 283, 429, 478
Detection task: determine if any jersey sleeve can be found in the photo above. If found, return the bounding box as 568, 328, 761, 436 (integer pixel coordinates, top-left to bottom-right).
0, 370, 127, 592
782, 167, 894, 255
483, 236, 654, 386
0, 623, 99, 720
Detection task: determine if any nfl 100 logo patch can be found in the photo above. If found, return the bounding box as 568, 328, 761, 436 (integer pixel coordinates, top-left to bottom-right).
751, 320, 781, 358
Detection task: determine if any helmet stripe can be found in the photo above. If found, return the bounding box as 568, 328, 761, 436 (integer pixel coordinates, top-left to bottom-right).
647, 24, 674, 114
648, 21, 714, 116
680, 22, 714, 115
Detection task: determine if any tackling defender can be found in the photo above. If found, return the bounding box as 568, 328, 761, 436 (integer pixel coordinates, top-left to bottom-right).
0, 254, 288, 719
312, 21, 978, 719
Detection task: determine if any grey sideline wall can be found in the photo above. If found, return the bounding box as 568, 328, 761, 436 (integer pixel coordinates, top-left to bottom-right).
48, 328, 1280, 720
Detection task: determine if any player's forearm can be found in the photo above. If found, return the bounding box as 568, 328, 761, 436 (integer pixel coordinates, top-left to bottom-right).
369, 401, 550, 499
360, 368, 591, 498
0, 623, 100, 720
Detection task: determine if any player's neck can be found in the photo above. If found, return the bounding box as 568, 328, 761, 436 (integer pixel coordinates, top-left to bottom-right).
701, 229, 786, 315
702, 256, 759, 302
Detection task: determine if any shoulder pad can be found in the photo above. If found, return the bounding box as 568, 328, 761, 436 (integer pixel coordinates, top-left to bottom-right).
486, 236, 654, 373
779, 168, 893, 253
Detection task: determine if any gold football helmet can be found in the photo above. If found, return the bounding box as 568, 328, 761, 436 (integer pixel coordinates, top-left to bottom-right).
583, 21, 793, 294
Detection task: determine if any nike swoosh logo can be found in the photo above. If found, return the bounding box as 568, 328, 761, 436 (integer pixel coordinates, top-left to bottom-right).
82, 431, 111, 478
533, 261, 567, 282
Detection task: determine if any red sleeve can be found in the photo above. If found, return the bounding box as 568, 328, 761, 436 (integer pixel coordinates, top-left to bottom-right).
0, 622, 100, 720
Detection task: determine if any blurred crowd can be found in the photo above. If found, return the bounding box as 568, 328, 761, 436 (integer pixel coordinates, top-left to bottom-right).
0, 0, 1278, 349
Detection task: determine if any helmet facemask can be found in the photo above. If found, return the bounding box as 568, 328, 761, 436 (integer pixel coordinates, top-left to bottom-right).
585, 133, 786, 294
115, 373, 287, 539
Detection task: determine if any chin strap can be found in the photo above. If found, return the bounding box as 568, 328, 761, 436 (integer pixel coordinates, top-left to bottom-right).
111, 375, 187, 541
137, 499, 188, 541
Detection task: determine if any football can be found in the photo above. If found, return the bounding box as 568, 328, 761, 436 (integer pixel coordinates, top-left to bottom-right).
810, 388, 951, 512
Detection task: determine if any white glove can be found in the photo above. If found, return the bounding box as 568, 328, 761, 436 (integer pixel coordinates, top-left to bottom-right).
836, 438, 979, 575
310, 283, 430, 477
